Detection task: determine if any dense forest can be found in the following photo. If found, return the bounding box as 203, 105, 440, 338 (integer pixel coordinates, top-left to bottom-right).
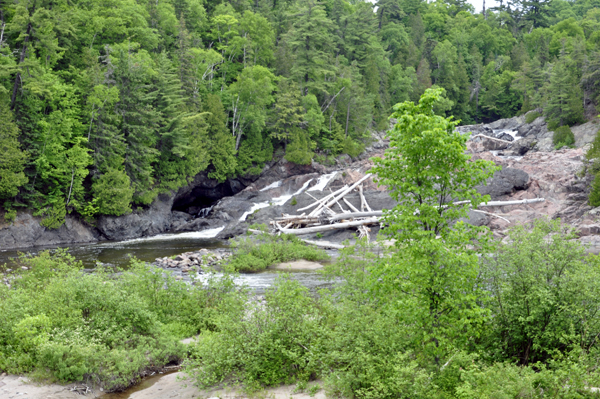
1, 0, 600, 225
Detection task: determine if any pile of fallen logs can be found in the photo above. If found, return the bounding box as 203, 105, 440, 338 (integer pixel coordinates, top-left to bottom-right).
268, 174, 546, 243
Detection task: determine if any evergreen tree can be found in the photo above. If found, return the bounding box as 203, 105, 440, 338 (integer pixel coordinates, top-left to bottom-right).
0, 96, 27, 200
283, 1, 336, 96
203, 94, 237, 182
544, 54, 584, 127
114, 49, 160, 204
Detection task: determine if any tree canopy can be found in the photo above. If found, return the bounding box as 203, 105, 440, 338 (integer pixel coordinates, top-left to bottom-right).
1, 0, 600, 224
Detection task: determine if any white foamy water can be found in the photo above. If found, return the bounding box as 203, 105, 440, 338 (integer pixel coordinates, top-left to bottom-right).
494, 129, 521, 141
308, 172, 337, 192
260, 180, 282, 191
119, 226, 225, 244
239, 179, 314, 222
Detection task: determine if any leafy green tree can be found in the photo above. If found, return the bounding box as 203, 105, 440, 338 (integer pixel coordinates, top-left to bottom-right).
482, 219, 600, 364
371, 88, 498, 363
228, 65, 276, 150
92, 168, 134, 216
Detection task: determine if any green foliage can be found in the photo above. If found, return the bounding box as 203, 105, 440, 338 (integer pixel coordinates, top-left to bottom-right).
481, 219, 600, 364
552, 125, 576, 148
371, 88, 499, 362
225, 233, 329, 272
1, 0, 599, 217
92, 168, 134, 216
186, 276, 324, 390
525, 110, 542, 123
0, 97, 27, 200
290, 196, 297, 206
4, 208, 17, 222
0, 250, 238, 390
40, 201, 67, 229
590, 172, 600, 206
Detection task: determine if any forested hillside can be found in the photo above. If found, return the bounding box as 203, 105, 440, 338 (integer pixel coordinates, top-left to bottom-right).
1, 0, 600, 226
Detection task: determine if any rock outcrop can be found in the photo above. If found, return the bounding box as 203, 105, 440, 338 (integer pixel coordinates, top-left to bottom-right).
0, 213, 100, 249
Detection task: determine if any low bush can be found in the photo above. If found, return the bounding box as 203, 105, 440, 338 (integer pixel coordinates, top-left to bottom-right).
224, 232, 329, 272
552, 125, 575, 148
185, 276, 324, 391
481, 219, 600, 364
525, 110, 542, 124
0, 250, 238, 390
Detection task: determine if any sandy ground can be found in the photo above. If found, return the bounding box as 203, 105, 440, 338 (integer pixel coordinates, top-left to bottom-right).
118, 372, 327, 399
269, 260, 323, 271
0, 374, 104, 398
0, 372, 327, 399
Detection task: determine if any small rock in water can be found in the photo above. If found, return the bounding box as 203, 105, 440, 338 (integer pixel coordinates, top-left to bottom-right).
21, 266, 28, 271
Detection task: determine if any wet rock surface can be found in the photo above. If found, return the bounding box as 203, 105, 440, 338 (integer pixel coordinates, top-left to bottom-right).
154, 248, 231, 273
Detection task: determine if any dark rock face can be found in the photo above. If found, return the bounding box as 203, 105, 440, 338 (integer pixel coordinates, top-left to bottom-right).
96, 193, 174, 241
477, 167, 530, 199
0, 213, 99, 249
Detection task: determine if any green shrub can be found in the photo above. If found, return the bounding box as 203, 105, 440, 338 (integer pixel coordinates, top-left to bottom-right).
290, 196, 297, 206
525, 110, 541, 124
185, 276, 323, 390
481, 219, 600, 364
40, 200, 66, 229
92, 168, 134, 216
224, 233, 329, 272
4, 207, 16, 222
552, 125, 575, 149
0, 250, 239, 390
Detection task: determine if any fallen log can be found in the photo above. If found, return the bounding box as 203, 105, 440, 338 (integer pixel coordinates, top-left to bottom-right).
326, 198, 545, 222
318, 174, 372, 215
478, 198, 545, 207
470, 134, 514, 144
343, 197, 360, 213
297, 185, 348, 212
276, 217, 380, 235
358, 184, 372, 212
301, 239, 346, 249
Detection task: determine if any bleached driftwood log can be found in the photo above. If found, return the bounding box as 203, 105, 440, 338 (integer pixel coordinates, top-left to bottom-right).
470, 134, 514, 144
275, 217, 381, 235
297, 185, 348, 212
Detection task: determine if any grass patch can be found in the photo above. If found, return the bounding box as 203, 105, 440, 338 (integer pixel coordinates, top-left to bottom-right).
224, 232, 329, 272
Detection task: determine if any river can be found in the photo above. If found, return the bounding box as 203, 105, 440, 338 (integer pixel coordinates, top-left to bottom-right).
0, 228, 333, 294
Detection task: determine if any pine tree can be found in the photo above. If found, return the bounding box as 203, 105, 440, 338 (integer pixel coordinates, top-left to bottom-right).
544, 54, 584, 127
114, 50, 160, 204
154, 52, 207, 191
270, 79, 304, 144
0, 95, 27, 200
203, 94, 237, 182
283, 0, 336, 96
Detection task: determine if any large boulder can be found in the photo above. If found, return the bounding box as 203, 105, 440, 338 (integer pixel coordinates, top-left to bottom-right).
477, 167, 530, 199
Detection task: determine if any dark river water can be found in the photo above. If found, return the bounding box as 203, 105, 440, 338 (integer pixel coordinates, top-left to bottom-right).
0, 228, 334, 293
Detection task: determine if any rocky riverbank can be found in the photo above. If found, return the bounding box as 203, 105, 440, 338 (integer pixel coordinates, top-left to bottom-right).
2, 113, 599, 250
